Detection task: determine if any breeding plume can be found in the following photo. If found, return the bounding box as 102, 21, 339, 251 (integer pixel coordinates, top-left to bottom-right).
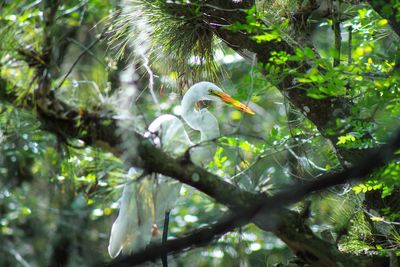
108, 82, 254, 258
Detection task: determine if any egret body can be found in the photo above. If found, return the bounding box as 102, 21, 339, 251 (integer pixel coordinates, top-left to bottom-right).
108, 82, 254, 258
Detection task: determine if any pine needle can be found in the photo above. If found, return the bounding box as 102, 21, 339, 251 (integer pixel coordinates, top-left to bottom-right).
106, 0, 223, 83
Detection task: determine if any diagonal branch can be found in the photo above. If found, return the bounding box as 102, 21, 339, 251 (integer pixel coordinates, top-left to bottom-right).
98, 129, 400, 267
55, 35, 103, 90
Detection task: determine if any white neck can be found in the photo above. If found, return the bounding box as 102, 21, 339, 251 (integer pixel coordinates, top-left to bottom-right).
181, 83, 220, 142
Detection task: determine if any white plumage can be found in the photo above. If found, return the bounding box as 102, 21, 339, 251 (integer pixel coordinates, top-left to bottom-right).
108, 82, 254, 258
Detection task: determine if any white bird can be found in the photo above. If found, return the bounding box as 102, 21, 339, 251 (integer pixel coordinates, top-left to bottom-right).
108, 82, 254, 258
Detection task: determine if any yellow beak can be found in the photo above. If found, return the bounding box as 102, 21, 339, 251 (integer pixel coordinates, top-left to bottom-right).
209, 90, 255, 115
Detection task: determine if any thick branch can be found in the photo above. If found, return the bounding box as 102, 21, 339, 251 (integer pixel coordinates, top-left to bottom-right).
98, 129, 400, 267
138, 140, 261, 208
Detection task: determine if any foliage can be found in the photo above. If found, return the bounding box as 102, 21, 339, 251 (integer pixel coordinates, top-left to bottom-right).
0, 0, 400, 266
108, 0, 221, 82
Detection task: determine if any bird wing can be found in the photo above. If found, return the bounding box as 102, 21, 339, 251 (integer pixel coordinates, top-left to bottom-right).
109, 115, 192, 258
147, 115, 192, 232
148, 114, 192, 156
153, 175, 182, 226
108, 181, 139, 258
108, 170, 153, 258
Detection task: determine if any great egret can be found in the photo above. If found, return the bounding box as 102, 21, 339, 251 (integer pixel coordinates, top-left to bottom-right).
108, 82, 254, 258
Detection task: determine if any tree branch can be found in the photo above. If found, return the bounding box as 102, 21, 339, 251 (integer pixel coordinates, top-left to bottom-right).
97, 129, 400, 267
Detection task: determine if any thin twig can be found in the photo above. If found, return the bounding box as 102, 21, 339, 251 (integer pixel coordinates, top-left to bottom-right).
161, 211, 171, 267
331, 0, 341, 67
348, 26, 353, 65
55, 35, 103, 90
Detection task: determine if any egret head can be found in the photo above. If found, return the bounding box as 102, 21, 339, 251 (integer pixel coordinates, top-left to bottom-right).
182, 81, 255, 141
207, 88, 255, 115
189, 81, 255, 115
